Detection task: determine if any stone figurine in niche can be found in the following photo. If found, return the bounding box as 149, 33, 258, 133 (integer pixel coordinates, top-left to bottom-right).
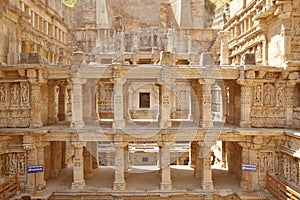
255, 85, 262, 104
21, 85, 29, 103
277, 86, 284, 105
0, 86, 5, 102
11, 84, 19, 105
264, 84, 273, 106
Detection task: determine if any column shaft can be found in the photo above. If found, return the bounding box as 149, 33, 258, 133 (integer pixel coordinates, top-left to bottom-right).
200, 79, 214, 128
159, 84, 172, 128
113, 145, 126, 190
239, 83, 252, 128
113, 77, 126, 129
159, 142, 172, 191
30, 81, 43, 127
201, 143, 214, 190
71, 81, 85, 128
71, 142, 85, 190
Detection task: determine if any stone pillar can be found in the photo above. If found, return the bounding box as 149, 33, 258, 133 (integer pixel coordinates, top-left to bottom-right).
83, 146, 93, 178
219, 31, 230, 65
90, 142, 98, 169
70, 79, 86, 129
113, 139, 126, 190
112, 63, 126, 129
221, 141, 227, 168
47, 81, 57, 124
200, 143, 214, 190
61, 141, 67, 169
28, 70, 43, 127
189, 141, 197, 168
194, 142, 202, 178
26, 147, 38, 193
51, 142, 61, 178
158, 140, 172, 191
71, 142, 86, 190
58, 82, 67, 121
36, 142, 46, 190
159, 83, 172, 129
237, 80, 253, 128
124, 145, 130, 173
83, 82, 93, 123
199, 79, 214, 128
225, 81, 235, 124
240, 141, 260, 191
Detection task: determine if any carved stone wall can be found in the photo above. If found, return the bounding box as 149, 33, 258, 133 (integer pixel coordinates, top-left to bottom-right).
96, 82, 114, 120
0, 82, 30, 128
251, 82, 287, 128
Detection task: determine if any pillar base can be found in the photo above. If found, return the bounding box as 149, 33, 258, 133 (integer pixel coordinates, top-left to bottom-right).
202, 121, 213, 128
70, 121, 85, 129
201, 181, 214, 190
240, 179, 248, 191
113, 181, 126, 190
239, 121, 251, 128
113, 120, 125, 129
160, 182, 172, 191
71, 180, 86, 190
30, 121, 43, 128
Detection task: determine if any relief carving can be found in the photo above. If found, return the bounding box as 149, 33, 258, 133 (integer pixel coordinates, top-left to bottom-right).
5, 152, 26, 175
0, 85, 6, 103
263, 84, 275, 106
10, 84, 20, 106
276, 86, 285, 106
254, 84, 263, 105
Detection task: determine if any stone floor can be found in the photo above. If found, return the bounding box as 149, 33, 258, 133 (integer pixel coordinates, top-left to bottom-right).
13, 165, 273, 200
45, 165, 240, 193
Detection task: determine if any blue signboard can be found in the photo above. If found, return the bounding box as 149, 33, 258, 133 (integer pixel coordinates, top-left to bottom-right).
27, 165, 44, 174
242, 164, 257, 172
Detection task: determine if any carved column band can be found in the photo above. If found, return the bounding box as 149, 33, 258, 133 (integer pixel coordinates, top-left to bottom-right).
238, 80, 254, 128
71, 79, 86, 129
158, 141, 172, 191
199, 78, 215, 128
71, 142, 86, 190
30, 81, 43, 128
113, 137, 127, 190
200, 142, 214, 190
